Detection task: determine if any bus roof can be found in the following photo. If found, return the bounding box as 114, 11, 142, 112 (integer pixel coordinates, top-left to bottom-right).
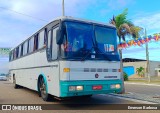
10, 16, 116, 51
51, 16, 115, 28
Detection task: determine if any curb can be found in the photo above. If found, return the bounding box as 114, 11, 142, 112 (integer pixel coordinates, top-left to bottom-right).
124, 82, 160, 87
100, 94, 158, 104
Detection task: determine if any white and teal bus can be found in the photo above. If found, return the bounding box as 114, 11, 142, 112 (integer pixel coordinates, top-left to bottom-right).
9, 17, 123, 101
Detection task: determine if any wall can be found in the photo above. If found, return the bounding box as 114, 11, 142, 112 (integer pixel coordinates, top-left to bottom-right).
123, 61, 160, 77
149, 61, 160, 76
123, 61, 147, 76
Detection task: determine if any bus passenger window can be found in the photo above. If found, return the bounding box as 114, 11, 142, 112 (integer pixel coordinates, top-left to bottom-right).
16, 47, 19, 58
28, 37, 34, 53
47, 30, 52, 60
34, 34, 39, 51
23, 41, 28, 55
52, 27, 58, 60
18, 45, 21, 57
38, 30, 45, 49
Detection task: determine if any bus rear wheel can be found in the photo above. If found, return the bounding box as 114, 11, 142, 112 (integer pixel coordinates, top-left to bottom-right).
39, 77, 52, 101
13, 75, 19, 89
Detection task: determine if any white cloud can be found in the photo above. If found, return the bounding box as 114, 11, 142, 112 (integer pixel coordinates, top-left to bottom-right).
0, 0, 142, 48
134, 12, 160, 33
0, 0, 89, 47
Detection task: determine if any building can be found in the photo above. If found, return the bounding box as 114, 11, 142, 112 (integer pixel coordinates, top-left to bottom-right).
123, 58, 160, 77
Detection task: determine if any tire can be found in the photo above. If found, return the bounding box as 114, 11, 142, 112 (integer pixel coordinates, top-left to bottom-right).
13, 76, 19, 89
39, 77, 52, 101
82, 95, 92, 98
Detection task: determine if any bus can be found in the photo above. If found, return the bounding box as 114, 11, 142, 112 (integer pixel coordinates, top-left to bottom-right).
9, 16, 124, 101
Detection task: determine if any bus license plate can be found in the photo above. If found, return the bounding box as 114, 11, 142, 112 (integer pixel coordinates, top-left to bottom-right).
92, 85, 102, 90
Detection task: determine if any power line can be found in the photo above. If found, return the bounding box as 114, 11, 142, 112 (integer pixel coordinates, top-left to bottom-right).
0, 6, 48, 22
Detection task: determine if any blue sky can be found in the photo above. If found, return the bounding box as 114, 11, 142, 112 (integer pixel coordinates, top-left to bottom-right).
0, 0, 160, 67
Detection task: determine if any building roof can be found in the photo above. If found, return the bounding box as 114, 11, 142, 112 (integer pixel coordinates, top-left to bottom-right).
123, 58, 146, 62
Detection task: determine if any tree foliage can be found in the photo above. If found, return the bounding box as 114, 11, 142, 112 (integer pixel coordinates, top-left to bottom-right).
136, 67, 145, 77
110, 8, 143, 42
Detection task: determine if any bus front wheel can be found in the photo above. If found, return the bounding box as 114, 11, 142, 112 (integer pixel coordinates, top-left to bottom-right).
39, 77, 52, 101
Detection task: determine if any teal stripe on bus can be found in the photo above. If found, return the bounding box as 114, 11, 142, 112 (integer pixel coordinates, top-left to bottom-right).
60, 80, 123, 97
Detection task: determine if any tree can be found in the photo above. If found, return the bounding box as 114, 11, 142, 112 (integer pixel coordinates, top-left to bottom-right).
136, 67, 145, 77
109, 9, 143, 93
110, 9, 143, 42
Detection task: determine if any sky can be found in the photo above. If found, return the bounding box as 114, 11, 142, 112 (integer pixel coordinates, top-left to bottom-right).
0, 0, 160, 73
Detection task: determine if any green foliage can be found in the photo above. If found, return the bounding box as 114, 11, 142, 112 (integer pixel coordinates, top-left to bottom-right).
123, 72, 128, 81
115, 9, 128, 28
110, 8, 143, 42
136, 67, 145, 77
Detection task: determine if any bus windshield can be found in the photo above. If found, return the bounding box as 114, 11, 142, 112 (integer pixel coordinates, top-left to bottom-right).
95, 26, 117, 53
61, 21, 120, 61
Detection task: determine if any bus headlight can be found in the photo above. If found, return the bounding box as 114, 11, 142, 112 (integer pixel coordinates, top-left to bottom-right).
110, 84, 121, 89
76, 86, 83, 91
69, 86, 76, 91
69, 86, 83, 91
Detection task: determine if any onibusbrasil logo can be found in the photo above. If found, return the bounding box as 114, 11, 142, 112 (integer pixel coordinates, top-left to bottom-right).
1, 105, 42, 110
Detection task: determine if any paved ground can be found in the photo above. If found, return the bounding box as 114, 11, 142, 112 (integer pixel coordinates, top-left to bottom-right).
109, 83, 160, 104
0, 81, 159, 113
0, 81, 139, 104
125, 82, 160, 95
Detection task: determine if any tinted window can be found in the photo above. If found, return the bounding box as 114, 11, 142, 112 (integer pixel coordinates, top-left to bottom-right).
23, 41, 28, 55
48, 31, 51, 48
18, 45, 21, 57
34, 34, 39, 51
29, 37, 34, 53
38, 30, 45, 49
13, 49, 16, 59
16, 47, 19, 58
52, 27, 58, 59
95, 26, 117, 53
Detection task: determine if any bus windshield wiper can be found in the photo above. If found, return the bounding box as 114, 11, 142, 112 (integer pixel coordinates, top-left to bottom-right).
94, 47, 112, 61
80, 46, 95, 61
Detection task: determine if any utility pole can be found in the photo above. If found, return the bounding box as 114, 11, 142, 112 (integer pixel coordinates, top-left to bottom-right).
145, 28, 150, 82
62, 0, 65, 16
119, 49, 125, 94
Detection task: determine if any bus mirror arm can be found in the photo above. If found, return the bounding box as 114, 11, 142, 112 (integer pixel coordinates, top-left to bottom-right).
56, 29, 63, 45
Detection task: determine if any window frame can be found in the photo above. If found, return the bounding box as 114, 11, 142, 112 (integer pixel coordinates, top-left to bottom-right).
38, 30, 45, 49
46, 25, 59, 61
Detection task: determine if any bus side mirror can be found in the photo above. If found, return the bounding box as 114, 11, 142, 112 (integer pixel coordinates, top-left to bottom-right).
56, 29, 63, 45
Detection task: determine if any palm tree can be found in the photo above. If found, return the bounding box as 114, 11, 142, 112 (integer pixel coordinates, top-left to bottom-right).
136, 67, 145, 77
110, 9, 143, 42
109, 9, 143, 93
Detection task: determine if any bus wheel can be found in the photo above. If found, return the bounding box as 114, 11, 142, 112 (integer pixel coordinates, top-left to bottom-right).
81, 95, 92, 98
39, 77, 52, 101
13, 76, 19, 89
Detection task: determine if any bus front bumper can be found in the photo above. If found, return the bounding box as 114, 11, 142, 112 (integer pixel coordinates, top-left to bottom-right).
60, 80, 123, 97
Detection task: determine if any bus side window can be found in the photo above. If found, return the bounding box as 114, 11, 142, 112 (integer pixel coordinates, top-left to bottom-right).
44, 28, 47, 46
28, 37, 34, 53
9, 52, 11, 61
47, 30, 52, 60
34, 34, 39, 51
18, 45, 21, 57
23, 41, 28, 56
16, 47, 19, 58
52, 27, 59, 60
13, 49, 15, 59
21, 44, 23, 56
38, 30, 45, 49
